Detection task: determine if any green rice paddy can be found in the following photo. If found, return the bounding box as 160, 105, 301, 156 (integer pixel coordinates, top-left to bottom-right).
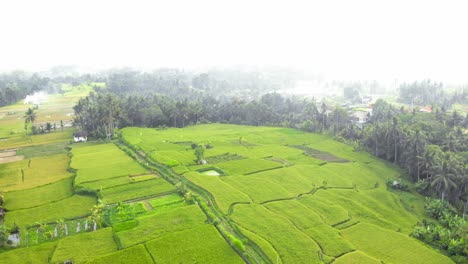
0, 121, 456, 263
120, 124, 454, 264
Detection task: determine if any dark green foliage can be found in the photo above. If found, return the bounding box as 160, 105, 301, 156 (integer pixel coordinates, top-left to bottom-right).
17, 142, 69, 159
194, 145, 205, 164
205, 153, 246, 164
290, 145, 349, 163
411, 198, 467, 260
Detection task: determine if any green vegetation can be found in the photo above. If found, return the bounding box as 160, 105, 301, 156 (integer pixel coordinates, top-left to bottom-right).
4, 195, 96, 228
51, 228, 118, 263
87, 244, 153, 264
231, 204, 322, 264
184, 171, 251, 213
121, 124, 457, 263
0, 241, 57, 264
4, 177, 73, 210
117, 205, 206, 248
79, 176, 133, 190
147, 193, 184, 208
0, 154, 72, 192
205, 153, 246, 164
215, 158, 282, 175
342, 223, 454, 264
304, 224, 355, 257
238, 226, 282, 264
100, 178, 175, 204
411, 198, 467, 259
146, 225, 243, 264
334, 251, 380, 264
72, 143, 148, 185
16, 142, 69, 159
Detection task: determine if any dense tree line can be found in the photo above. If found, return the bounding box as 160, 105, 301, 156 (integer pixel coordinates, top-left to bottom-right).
0, 71, 105, 107
0, 72, 51, 107
73, 91, 349, 138
398, 79, 468, 108
359, 100, 468, 213
104, 68, 294, 100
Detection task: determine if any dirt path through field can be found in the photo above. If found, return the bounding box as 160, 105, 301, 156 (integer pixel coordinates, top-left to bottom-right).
0, 149, 24, 163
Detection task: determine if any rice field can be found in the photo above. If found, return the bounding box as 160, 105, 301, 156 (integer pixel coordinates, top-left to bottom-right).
0, 122, 454, 263
341, 223, 453, 264
87, 244, 154, 264
71, 143, 148, 185
50, 228, 118, 263
117, 205, 207, 248
184, 171, 251, 213
100, 178, 175, 204
120, 124, 452, 263
4, 195, 96, 228
3, 177, 74, 210
0, 241, 58, 264
231, 204, 322, 264
0, 153, 72, 192
334, 251, 381, 264
145, 225, 243, 264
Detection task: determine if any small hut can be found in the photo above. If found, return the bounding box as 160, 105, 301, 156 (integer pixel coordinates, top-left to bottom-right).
73, 131, 88, 142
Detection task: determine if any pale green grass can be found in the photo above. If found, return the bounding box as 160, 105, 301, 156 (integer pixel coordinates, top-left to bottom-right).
0, 153, 72, 192
130, 174, 156, 182
146, 225, 243, 264
297, 195, 350, 226
51, 228, 117, 264
231, 204, 321, 264
0, 241, 57, 264
312, 188, 421, 233
303, 224, 355, 257
213, 158, 282, 175
72, 143, 148, 185
100, 178, 175, 204
222, 165, 321, 203
147, 193, 184, 208
238, 226, 282, 264
87, 244, 153, 264
341, 223, 454, 264
184, 171, 251, 213
265, 200, 354, 257
121, 124, 446, 262
4, 195, 96, 228
79, 176, 132, 190
0, 129, 73, 151
334, 251, 380, 264
4, 177, 73, 210
264, 200, 324, 229
117, 205, 207, 248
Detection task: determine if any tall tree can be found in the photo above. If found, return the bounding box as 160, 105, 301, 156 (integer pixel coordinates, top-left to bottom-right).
24, 107, 37, 134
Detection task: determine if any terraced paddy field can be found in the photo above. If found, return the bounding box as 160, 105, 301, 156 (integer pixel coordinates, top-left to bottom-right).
121, 124, 454, 264
71, 143, 149, 186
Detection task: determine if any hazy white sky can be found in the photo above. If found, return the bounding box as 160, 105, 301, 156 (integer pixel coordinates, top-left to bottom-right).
0, 0, 467, 82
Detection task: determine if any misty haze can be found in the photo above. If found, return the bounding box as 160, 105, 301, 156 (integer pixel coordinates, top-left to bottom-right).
0, 1, 467, 264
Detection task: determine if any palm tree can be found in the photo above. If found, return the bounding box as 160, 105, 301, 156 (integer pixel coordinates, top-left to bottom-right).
410, 130, 427, 181
24, 107, 37, 134
431, 154, 459, 201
